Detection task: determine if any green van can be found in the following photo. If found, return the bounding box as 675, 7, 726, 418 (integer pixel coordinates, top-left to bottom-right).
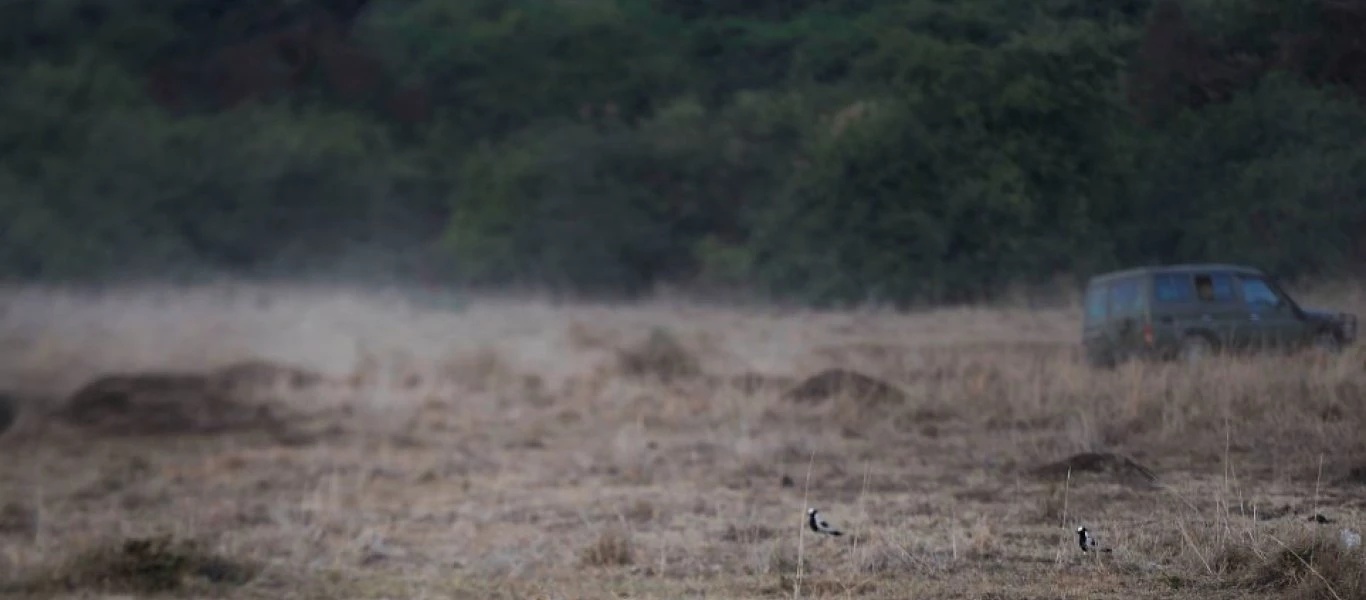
1081, 264, 1357, 367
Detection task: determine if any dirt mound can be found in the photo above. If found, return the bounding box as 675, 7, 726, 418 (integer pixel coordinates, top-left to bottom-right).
45, 358, 331, 438
210, 359, 324, 393
782, 368, 907, 406
56, 371, 278, 437
6, 534, 257, 595
616, 328, 702, 382
726, 372, 797, 395
1029, 452, 1159, 487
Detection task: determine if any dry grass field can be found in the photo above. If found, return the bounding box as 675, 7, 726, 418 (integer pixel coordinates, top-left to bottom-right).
2, 282, 1366, 599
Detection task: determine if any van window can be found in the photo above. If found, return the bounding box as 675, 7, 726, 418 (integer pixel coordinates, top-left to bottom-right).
1084, 285, 1107, 323
1238, 276, 1284, 309
1108, 277, 1144, 317
1154, 274, 1196, 303
1193, 272, 1235, 302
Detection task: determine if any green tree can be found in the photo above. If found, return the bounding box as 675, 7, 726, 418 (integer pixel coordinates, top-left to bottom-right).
748, 6, 1143, 304
1122, 72, 1366, 277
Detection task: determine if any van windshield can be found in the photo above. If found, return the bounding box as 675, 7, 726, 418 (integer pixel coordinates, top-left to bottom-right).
1084, 284, 1107, 325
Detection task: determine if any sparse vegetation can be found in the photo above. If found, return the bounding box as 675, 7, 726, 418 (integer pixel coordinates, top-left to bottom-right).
1, 283, 1365, 599
8, 533, 257, 595
616, 327, 702, 383
580, 528, 635, 568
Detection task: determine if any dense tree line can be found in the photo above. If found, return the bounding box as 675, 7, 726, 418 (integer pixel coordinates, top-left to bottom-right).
2, 0, 1366, 304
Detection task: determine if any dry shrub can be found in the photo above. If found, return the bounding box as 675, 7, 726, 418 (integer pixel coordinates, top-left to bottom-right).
857, 544, 920, 575
624, 499, 657, 524
442, 346, 520, 392
1238, 536, 1366, 600
616, 327, 701, 382
920, 347, 1366, 468
580, 528, 634, 567
720, 523, 778, 544
9, 534, 257, 595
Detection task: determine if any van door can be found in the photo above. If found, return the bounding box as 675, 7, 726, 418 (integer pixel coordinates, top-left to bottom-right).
1189, 271, 1245, 352
1234, 274, 1308, 351
1151, 272, 1200, 353
1082, 281, 1112, 364
1106, 275, 1148, 360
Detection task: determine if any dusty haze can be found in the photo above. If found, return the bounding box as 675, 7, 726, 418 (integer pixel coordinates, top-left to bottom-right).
1, 282, 1364, 599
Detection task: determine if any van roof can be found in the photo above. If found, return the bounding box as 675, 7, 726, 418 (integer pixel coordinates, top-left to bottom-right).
1086, 263, 1264, 285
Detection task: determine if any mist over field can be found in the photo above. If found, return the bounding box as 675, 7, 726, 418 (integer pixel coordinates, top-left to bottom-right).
5, 1, 1366, 598
2, 283, 1366, 599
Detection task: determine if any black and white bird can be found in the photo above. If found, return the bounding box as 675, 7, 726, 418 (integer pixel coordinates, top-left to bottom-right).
1076, 526, 1111, 553
807, 508, 843, 536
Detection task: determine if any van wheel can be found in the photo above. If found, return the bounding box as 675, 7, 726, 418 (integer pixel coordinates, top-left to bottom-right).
1312, 330, 1343, 355
1086, 352, 1117, 370
1178, 334, 1213, 364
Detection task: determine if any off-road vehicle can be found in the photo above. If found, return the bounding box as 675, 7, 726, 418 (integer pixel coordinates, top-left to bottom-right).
1081, 264, 1357, 368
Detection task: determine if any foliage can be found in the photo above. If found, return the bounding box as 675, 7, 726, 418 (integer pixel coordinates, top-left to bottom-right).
1, 0, 1364, 302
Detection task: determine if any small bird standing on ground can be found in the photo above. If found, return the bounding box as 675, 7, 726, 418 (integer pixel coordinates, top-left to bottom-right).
807, 508, 843, 536
1077, 526, 1111, 553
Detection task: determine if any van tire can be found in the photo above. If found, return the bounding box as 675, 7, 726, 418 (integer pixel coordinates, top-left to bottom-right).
1312, 330, 1343, 355
1178, 334, 1214, 365
1085, 349, 1117, 370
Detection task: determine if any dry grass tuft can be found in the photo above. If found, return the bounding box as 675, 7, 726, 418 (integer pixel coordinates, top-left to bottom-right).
580, 527, 635, 567
1239, 536, 1366, 599
616, 327, 701, 382
10, 534, 257, 595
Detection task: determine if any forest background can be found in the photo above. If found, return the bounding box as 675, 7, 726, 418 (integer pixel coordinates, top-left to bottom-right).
4, 0, 1366, 306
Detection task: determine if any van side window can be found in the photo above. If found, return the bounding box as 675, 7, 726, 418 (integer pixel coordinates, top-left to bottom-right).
1238, 276, 1284, 308
1193, 273, 1235, 302
1108, 277, 1144, 317
1085, 286, 1107, 322
1154, 274, 1195, 303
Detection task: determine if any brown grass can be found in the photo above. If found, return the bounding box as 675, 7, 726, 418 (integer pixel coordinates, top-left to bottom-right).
1, 281, 1365, 599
